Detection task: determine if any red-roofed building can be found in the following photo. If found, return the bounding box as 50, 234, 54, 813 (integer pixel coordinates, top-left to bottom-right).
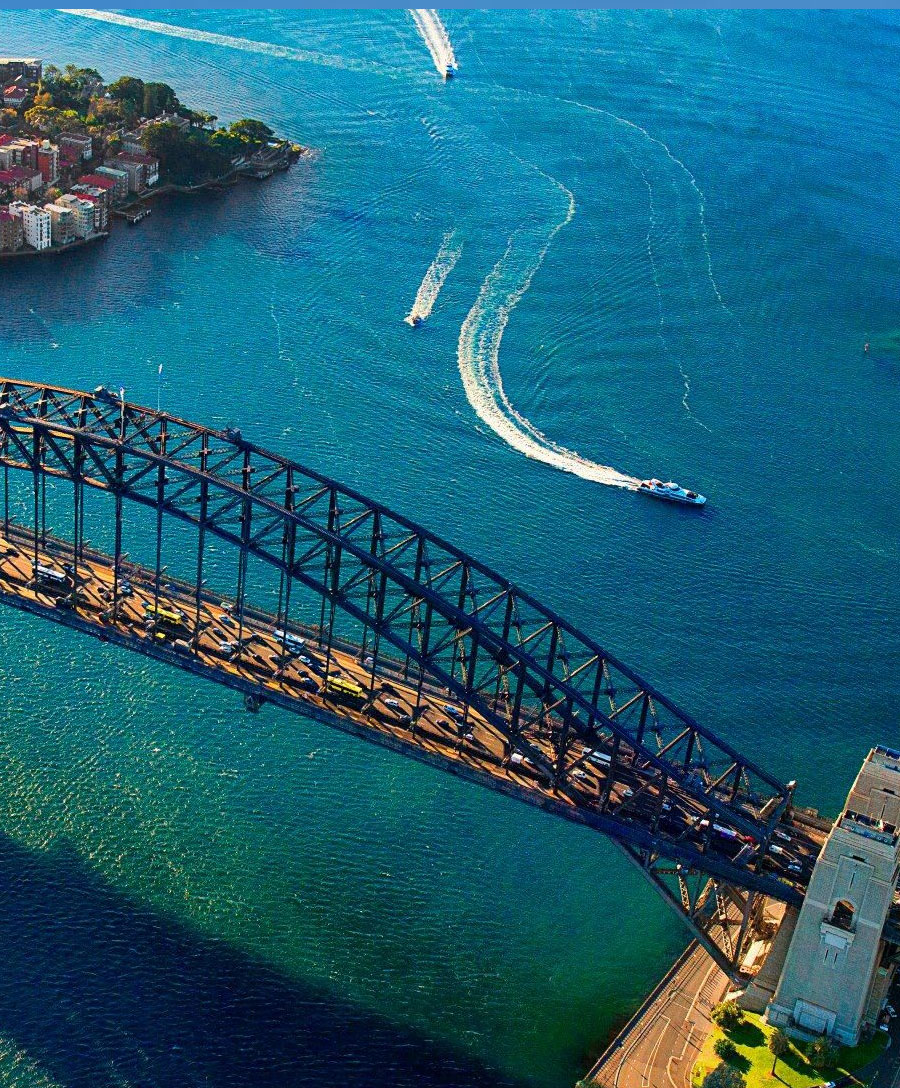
2, 79, 28, 109
70, 185, 108, 231
77, 173, 115, 191
0, 164, 41, 196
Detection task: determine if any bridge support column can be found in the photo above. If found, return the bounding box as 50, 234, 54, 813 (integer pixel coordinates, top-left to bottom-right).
766, 746, 900, 1044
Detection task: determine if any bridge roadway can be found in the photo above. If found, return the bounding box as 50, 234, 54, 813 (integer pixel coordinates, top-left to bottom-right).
0, 521, 824, 890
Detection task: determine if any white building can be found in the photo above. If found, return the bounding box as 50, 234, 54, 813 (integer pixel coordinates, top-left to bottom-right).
9, 201, 51, 250
44, 202, 75, 246
56, 194, 95, 239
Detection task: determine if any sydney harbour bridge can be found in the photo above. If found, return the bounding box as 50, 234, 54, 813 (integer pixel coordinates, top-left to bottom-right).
0, 377, 828, 979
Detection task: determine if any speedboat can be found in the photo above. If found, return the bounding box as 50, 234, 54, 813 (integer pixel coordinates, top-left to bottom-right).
638, 478, 706, 506
444, 62, 457, 80
404, 313, 423, 327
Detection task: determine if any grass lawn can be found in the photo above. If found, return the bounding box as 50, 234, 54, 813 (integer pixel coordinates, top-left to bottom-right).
692, 1012, 887, 1088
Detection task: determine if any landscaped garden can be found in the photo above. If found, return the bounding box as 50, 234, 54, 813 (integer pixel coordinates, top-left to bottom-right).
692, 1002, 887, 1088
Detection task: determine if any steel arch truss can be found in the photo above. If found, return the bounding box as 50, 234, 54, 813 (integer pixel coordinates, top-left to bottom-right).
0, 379, 807, 977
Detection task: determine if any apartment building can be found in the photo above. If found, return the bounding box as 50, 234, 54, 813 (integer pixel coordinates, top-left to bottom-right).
0, 207, 23, 251
9, 201, 51, 250
44, 202, 76, 246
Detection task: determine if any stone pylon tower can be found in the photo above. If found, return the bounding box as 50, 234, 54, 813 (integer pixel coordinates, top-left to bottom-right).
767, 746, 900, 1044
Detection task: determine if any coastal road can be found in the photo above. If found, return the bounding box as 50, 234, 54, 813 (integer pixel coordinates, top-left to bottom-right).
587, 940, 730, 1088
867, 985, 900, 1088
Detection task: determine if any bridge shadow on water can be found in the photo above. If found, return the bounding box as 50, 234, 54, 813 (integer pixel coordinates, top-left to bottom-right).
0, 833, 527, 1088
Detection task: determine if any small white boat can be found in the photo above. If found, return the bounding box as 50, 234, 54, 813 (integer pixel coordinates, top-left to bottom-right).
638, 478, 706, 506
444, 62, 457, 80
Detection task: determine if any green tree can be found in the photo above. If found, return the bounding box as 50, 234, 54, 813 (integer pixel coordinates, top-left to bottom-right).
107, 75, 145, 120
808, 1037, 839, 1071
23, 104, 80, 136
228, 118, 274, 146
41, 65, 101, 110
88, 96, 123, 124
702, 1062, 746, 1088
107, 75, 144, 105
711, 1001, 745, 1033
140, 121, 231, 185
769, 1029, 790, 1076
715, 1038, 738, 1063
142, 81, 178, 118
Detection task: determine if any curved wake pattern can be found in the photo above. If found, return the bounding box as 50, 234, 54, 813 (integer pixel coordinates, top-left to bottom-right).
58, 9, 381, 74
409, 9, 458, 77
405, 231, 462, 325
458, 176, 639, 490
562, 96, 739, 330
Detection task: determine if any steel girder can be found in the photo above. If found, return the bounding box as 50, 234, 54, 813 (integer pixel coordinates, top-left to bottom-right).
0, 379, 805, 962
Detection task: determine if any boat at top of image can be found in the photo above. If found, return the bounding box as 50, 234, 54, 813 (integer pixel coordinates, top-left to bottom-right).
638, 479, 706, 506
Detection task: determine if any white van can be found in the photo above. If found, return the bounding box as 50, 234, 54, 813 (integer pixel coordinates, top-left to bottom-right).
274, 628, 305, 655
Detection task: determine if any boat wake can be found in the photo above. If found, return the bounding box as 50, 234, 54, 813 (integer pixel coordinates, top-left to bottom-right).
457, 170, 640, 490
564, 96, 740, 332
409, 9, 458, 78
58, 9, 378, 73
405, 231, 462, 326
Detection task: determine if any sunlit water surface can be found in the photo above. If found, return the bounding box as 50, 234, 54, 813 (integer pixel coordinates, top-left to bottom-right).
0, 10, 898, 1087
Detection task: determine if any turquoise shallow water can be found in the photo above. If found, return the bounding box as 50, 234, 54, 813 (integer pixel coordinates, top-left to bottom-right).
0, 9, 898, 1087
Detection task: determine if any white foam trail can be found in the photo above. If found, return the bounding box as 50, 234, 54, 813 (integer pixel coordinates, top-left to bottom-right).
58, 10, 375, 73
409, 9, 458, 78
624, 151, 711, 432
405, 231, 462, 325
562, 96, 740, 329
457, 174, 639, 490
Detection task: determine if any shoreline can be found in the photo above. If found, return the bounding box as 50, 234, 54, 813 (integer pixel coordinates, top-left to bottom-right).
0, 231, 110, 261
117, 144, 311, 211
1, 145, 311, 261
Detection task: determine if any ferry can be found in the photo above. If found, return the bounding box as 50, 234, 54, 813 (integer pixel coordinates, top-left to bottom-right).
638, 479, 706, 506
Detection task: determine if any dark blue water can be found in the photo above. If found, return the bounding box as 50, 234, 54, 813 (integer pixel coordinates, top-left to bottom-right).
0, 10, 897, 1087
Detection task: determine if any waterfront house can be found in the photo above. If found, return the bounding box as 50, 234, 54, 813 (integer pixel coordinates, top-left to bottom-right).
94, 165, 129, 202
113, 151, 159, 191
44, 202, 75, 246
70, 184, 109, 231
55, 193, 95, 238
0, 59, 41, 85
9, 201, 51, 250
139, 112, 191, 135
0, 207, 23, 251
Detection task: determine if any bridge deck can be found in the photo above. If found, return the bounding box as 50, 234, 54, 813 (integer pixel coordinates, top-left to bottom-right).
0, 523, 825, 891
